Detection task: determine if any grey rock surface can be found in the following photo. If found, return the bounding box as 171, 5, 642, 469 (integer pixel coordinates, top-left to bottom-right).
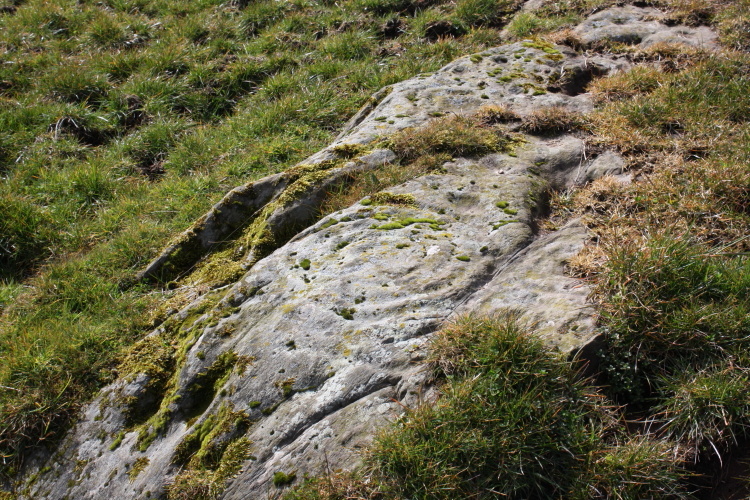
23, 6, 717, 499
573, 5, 718, 50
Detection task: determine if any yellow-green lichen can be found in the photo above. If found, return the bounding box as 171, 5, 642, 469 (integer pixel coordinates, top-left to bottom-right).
187, 247, 245, 288
241, 160, 345, 263
109, 431, 125, 451
273, 471, 297, 487
330, 143, 367, 159
134, 350, 240, 452
172, 401, 251, 470
522, 40, 560, 54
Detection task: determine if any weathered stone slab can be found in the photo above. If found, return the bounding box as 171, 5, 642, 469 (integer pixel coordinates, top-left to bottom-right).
23, 6, 719, 499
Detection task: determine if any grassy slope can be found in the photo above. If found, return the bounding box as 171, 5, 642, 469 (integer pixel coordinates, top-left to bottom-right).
0, 0, 522, 475
2, 0, 750, 495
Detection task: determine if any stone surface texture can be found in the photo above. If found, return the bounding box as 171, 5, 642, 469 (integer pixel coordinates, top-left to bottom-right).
23, 6, 717, 499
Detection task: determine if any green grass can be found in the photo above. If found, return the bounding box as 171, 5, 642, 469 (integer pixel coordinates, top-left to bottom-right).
0, 0, 523, 475
598, 237, 750, 457
372, 315, 605, 499
553, 5, 750, 487
286, 315, 691, 500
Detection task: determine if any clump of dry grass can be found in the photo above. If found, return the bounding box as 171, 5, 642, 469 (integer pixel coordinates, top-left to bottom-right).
589, 65, 665, 103
546, 28, 585, 50
520, 106, 585, 134
472, 104, 520, 124
283, 472, 385, 500
387, 113, 509, 162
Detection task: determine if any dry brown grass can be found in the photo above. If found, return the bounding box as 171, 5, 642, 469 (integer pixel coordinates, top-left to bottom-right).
520, 106, 585, 135
473, 104, 520, 125
588, 65, 665, 103
283, 471, 386, 500
387, 113, 508, 162
546, 28, 585, 50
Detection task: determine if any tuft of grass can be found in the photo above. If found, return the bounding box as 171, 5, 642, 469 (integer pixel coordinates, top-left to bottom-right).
520, 106, 584, 135
376, 317, 573, 497
576, 437, 691, 500
505, 11, 580, 39
597, 237, 750, 442
374, 315, 599, 498
589, 65, 666, 103
656, 368, 750, 458
386, 113, 509, 162
454, 0, 519, 28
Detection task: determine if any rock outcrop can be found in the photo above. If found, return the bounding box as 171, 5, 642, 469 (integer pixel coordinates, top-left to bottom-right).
23, 6, 718, 499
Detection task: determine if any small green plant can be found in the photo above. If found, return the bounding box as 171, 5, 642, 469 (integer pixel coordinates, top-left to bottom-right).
299, 259, 311, 271
455, 255, 470, 262
128, 457, 149, 482
335, 308, 356, 321
273, 471, 297, 487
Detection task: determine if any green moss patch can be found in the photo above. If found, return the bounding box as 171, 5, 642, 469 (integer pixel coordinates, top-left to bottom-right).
372, 217, 444, 230
370, 192, 417, 206
167, 402, 251, 499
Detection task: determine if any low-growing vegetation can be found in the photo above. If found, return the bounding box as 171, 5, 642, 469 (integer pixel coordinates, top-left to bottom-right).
0, 0, 523, 475
286, 315, 692, 499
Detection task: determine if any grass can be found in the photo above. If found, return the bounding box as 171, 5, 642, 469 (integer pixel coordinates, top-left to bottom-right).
546, 2, 750, 491
287, 315, 691, 500
519, 106, 584, 135
372, 315, 604, 499
0, 0, 525, 476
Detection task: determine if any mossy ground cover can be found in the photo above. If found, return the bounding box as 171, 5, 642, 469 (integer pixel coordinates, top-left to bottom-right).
0, 0, 524, 475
